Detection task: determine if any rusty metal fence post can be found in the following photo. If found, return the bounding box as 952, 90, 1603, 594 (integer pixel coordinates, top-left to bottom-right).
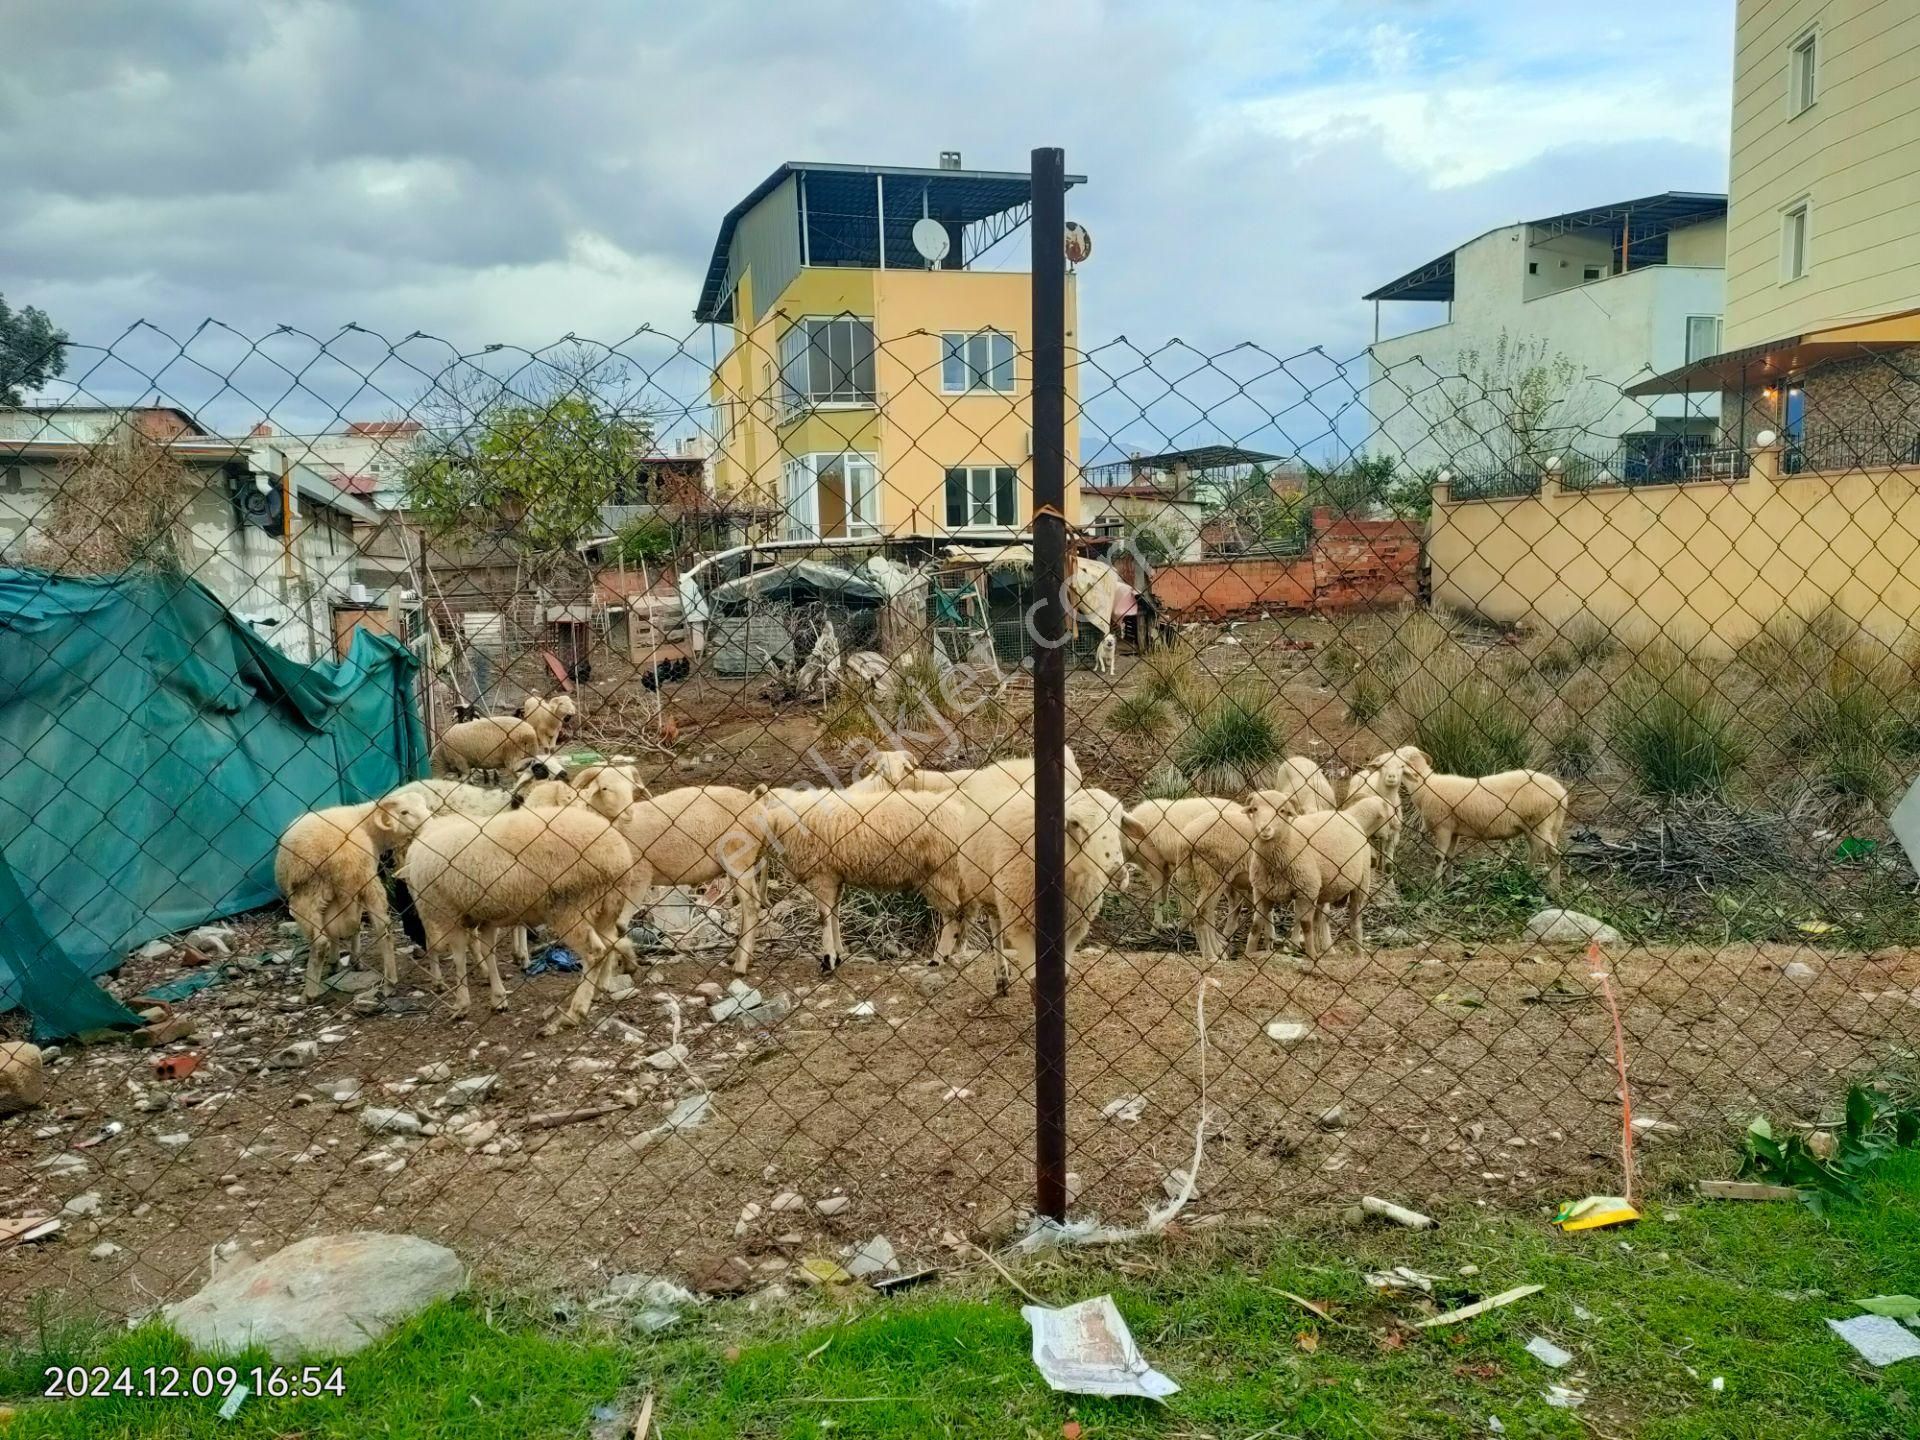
1029, 144, 1070, 1222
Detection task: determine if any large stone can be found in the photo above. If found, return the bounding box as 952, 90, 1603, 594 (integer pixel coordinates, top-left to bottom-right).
0, 1042, 46, 1114
1523, 909, 1622, 946
164, 1233, 467, 1360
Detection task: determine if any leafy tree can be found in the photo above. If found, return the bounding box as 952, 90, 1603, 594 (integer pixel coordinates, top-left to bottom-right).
0, 295, 68, 406
404, 389, 650, 552
1306, 454, 1396, 515
1127, 520, 1182, 565
610, 515, 675, 566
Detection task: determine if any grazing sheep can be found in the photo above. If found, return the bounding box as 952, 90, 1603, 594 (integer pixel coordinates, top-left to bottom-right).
432, 715, 542, 778
1402, 760, 1569, 884
1249, 797, 1392, 961
276, 790, 435, 1001
611, 784, 768, 979
759, 785, 963, 975
862, 747, 1082, 798
927, 788, 1128, 994
1167, 798, 1269, 962
401, 806, 641, 1019
1120, 797, 1224, 908
517, 694, 578, 751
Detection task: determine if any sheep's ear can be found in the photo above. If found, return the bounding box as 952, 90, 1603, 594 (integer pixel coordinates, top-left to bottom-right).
1120, 812, 1147, 846
751, 783, 770, 799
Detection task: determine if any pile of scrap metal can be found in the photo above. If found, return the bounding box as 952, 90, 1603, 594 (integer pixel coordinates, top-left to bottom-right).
675, 539, 1135, 683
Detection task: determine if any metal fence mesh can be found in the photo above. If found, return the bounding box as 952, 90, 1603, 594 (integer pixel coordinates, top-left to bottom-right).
4, 306, 1920, 1324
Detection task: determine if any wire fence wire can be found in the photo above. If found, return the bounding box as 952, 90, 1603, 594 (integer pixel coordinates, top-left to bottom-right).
4, 313, 1920, 1325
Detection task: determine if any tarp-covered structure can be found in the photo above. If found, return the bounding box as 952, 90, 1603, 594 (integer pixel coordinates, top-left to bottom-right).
0, 569, 427, 1040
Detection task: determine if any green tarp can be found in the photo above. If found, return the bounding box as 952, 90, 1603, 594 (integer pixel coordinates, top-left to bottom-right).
0, 568, 427, 1040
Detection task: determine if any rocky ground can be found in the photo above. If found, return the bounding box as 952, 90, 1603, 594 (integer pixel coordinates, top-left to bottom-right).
6, 892, 1917, 1335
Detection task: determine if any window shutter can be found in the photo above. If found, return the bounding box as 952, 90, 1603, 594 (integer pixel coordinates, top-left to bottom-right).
995, 466, 1016, 525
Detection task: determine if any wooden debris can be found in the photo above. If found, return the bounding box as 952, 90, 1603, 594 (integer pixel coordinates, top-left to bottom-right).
526, 1102, 629, 1130
1697, 1180, 1801, 1201
1414, 1283, 1545, 1330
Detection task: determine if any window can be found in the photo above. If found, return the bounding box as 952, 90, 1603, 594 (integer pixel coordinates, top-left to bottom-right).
1527, 261, 1539, 275
941, 331, 1016, 393
1685, 315, 1723, 364
944, 465, 1017, 528
1789, 30, 1817, 115
1782, 201, 1810, 282
1582, 265, 1604, 282
783, 452, 879, 539
777, 317, 876, 417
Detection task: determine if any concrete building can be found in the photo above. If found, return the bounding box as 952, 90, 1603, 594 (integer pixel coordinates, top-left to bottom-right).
696, 157, 1084, 541
1364, 194, 1728, 481
1632, 0, 1920, 467
0, 406, 379, 664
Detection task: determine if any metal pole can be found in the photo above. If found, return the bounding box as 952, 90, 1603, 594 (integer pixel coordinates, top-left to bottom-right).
1029, 145, 1070, 1223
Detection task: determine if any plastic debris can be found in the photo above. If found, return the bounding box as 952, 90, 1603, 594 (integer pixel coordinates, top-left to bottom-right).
1525, 1336, 1574, 1368
1022, 1295, 1180, 1401
137, 967, 227, 1004
1361, 1195, 1437, 1230
588, 1273, 698, 1333
798, 1257, 854, 1286
151, 1052, 203, 1080
525, 944, 582, 975
1543, 1384, 1587, 1409
217, 1384, 249, 1419
1417, 1284, 1545, 1330
1, 1216, 60, 1245
1101, 1095, 1148, 1124
1827, 1314, 1920, 1366
1366, 1267, 1437, 1294
1265, 1019, 1312, 1044
1554, 1195, 1639, 1232
847, 1000, 878, 1018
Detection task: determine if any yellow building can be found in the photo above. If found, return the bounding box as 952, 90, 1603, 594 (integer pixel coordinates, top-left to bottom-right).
694, 159, 1083, 540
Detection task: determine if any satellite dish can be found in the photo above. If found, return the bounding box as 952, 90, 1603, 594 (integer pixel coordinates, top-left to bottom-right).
1064, 221, 1093, 264
911, 217, 951, 265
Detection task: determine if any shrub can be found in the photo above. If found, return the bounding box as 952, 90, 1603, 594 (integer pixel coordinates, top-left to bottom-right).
1545, 717, 1597, 777
1608, 657, 1747, 799
1137, 639, 1206, 709
1141, 762, 1194, 801
1179, 687, 1284, 792
1321, 638, 1361, 683
610, 516, 675, 566
1564, 614, 1617, 666
1402, 671, 1534, 775
1108, 691, 1171, 737
1346, 673, 1390, 725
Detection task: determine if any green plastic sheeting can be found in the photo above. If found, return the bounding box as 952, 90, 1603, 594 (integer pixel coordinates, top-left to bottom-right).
0, 568, 427, 1040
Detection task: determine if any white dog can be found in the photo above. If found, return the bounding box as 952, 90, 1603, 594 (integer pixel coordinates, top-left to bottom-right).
1094, 630, 1118, 676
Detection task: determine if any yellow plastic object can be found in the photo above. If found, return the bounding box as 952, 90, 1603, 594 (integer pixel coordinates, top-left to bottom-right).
1554, 1195, 1641, 1232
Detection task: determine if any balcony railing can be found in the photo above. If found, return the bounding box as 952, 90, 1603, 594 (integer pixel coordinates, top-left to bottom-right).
1784, 426, 1920, 475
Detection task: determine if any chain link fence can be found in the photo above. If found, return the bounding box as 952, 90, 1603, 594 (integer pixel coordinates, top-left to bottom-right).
4, 281, 1920, 1326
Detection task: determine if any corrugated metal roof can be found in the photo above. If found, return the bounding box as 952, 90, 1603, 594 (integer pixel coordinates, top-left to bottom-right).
695, 161, 1087, 324
1364, 191, 1727, 303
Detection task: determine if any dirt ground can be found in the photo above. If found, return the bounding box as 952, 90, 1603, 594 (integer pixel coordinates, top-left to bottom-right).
7, 613, 1920, 1326
6, 910, 1918, 1328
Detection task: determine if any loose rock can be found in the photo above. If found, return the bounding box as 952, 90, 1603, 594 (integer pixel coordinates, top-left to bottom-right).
1523, 909, 1622, 946
63, 1191, 103, 1217
271, 1041, 319, 1069
164, 1233, 467, 1360
0, 1042, 47, 1114
360, 1108, 428, 1136
814, 1195, 852, 1217
846, 1234, 897, 1279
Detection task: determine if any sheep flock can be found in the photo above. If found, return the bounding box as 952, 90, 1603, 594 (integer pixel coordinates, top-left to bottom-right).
276, 693, 1571, 1031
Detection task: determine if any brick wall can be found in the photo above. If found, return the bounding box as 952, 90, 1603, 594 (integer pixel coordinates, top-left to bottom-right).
1146, 509, 1421, 620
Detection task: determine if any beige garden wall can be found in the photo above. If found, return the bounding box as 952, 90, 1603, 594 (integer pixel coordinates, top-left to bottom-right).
1428, 452, 1920, 652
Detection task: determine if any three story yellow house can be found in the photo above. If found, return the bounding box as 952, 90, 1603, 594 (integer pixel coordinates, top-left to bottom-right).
695, 157, 1084, 540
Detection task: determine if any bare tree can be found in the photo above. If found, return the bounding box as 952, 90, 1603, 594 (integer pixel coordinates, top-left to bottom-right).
24, 428, 197, 575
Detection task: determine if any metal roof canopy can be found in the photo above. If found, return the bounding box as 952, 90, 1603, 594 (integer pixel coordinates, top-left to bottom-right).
695, 161, 1087, 324
1363, 191, 1728, 303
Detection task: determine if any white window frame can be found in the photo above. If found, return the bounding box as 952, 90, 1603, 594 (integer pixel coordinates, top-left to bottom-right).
940, 330, 1017, 394
944, 464, 1017, 530
1781, 199, 1811, 283
1684, 315, 1723, 365
783, 452, 880, 540
1788, 28, 1818, 117
777, 317, 877, 420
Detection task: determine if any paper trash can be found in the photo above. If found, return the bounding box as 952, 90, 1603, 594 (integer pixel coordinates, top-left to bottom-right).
1021, 1295, 1180, 1400
1827, 1314, 1920, 1367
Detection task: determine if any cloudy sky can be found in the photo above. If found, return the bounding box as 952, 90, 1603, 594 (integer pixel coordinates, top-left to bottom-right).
2, 0, 1733, 445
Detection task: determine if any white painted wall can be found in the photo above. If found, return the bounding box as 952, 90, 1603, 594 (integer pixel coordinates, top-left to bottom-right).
1365, 223, 1726, 472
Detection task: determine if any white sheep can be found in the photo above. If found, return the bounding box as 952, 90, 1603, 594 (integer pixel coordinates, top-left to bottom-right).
432, 715, 542, 778
864, 747, 1082, 798
1165, 798, 1269, 962
275, 790, 435, 1001
926, 787, 1128, 994
607, 783, 769, 984
1257, 756, 1337, 816
1249, 796, 1393, 961
758, 785, 964, 975
1339, 752, 1409, 873
1395, 750, 1569, 884
401, 805, 641, 1019
1119, 797, 1223, 909
517, 694, 578, 751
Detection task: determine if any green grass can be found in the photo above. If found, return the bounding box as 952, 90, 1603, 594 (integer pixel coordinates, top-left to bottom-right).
1106, 690, 1172, 737
1403, 673, 1535, 776
13, 1153, 1920, 1438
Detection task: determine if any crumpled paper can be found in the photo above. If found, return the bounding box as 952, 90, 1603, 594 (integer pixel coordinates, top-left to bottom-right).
1021, 1295, 1179, 1400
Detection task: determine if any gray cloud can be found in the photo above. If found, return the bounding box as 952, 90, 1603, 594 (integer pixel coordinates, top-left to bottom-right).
1, 0, 1732, 441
